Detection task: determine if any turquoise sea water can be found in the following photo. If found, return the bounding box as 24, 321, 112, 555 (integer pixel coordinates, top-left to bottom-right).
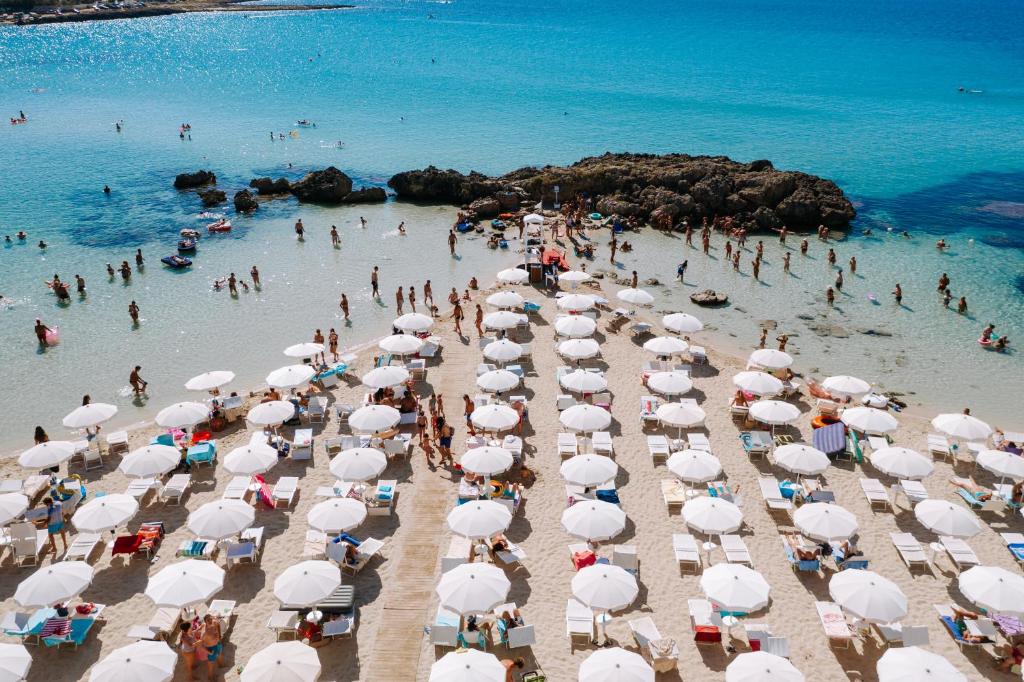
1, 0, 1022, 449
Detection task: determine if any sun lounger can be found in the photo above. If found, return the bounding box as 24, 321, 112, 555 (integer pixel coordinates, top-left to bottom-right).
431, 605, 460, 648
272, 476, 299, 508
781, 537, 820, 573
329, 536, 385, 575
127, 607, 180, 641
859, 478, 892, 511
758, 477, 793, 513
926, 433, 952, 461
739, 431, 770, 459
106, 430, 129, 455
1000, 533, 1024, 565
890, 532, 929, 571
816, 399, 840, 417
815, 601, 855, 648
661, 479, 688, 512
306, 397, 327, 423
722, 534, 753, 565
159, 473, 191, 504
640, 396, 659, 424
383, 438, 411, 460
647, 435, 670, 463
266, 610, 300, 641
185, 441, 216, 467
566, 598, 595, 650
442, 536, 470, 573
588, 431, 613, 456
125, 478, 157, 501
366, 480, 396, 516
612, 544, 639, 575
672, 534, 701, 574
555, 394, 577, 411
111, 522, 164, 560
687, 433, 711, 452
177, 538, 219, 559
2, 608, 56, 644
222, 475, 251, 501
42, 616, 98, 649
629, 616, 679, 673
558, 432, 579, 459
933, 604, 998, 652
688, 599, 722, 646
63, 532, 102, 562
939, 536, 980, 571
10, 522, 48, 567
227, 526, 264, 566
495, 541, 527, 567
303, 530, 327, 560
895, 480, 928, 506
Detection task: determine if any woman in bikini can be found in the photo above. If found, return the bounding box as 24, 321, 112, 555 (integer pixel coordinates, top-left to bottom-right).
200, 614, 227, 677
178, 622, 200, 681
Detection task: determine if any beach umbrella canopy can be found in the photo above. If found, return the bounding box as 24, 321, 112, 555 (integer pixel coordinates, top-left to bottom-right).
726, 652, 805, 682
348, 405, 401, 434
561, 500, 626, 541
748, 348, 793, 369
224, 441, 280, 476
700, 564, 771, 612
118, 444, 181, 479
561, 454, 618, 487
822, 375, 871, 398
774, 443, 829, 476
476, 369, 520, 393
247, 400, 295, 427
560, 369, 608, 394
560, 404, 613, 433
977, 449, 1024, 481
560, 270, 592, 284
436, 563, 510, 615
0, 493, 28, 526
555, 315, 598, 338
876, 647, 966, 682
460, 447, 514, 477
523, 213, 544, 224
931, 413, 992, 441
145, 559, 225, 608
655, 402, 706, 428
486, 290, 525, 309
0, 643, 31, 682
733, 371, 783, 397
557, 294, 595, 311
155, 401, 209, 428
482, 311, 521, 330
307, 498, 367, 534
15, 562, 94, 607
273, 561, 340, 607
869, 447, 934, 480
682, 497, 742, 535
829, 570, 907, 623
72, 494, 138, 533
842, 407, 899, 434
496, 268, 529, 284
447, 500, 512, 539
241, 642, 321, 682
794, 503, 859, 541
667, 449, 722, 483
617, 287, 654, 305
188, 499, 255, 540
378, 334, 423, 355
578, 648, 653, 682
329, 447, 387, 481
959, 566, 1024, 614
647, 371, 693, 396
914, 500, 981, 538
558, 338, 601, 361
361, 365, 412, 389
482, 339, 523, 363
471, 404, 519, 432
572, 564, 639, 612
266, 365, 315, 390
18, 441, 74, 470
749, 400, 800, 426
430, 649, 505, 682
62, 402, 117, 429
184, 371, 235, 392
89, 641, 176, 682
283, 342, 324, 358
662, 312, 703, 334
393, 312, 434, 333
643, 336, 688, 356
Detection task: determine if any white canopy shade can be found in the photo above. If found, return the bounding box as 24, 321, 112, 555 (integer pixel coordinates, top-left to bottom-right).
223, 441, 280, 476
822, 375, 871, 397
794, 503, 859, 541
667, 449, 722, 483
523, 213, 544, 224
643, 336, 688, 356
572, 564, 639, 612
184, 371, 235, 392
361, 365, 409, 389
486, 290, 524, 309
876, 647, 966, 682
145, 559, 225, 608
732, 371, 784, 396
379, 334, 423, 355
483, 310, 521, 330
482, 339, 523, 363
266, 365, 315, 390
560, 369, 608, 394
560, 404, 613, 433
477, 369, 520, 393
15, 562, 94, 607
977, 449, 1024, 481
118, 445, 181, 478
558, 338, 601, 361
307, 498, 368, 534
555, 315, 597, 338
959, 566, 1024, 614
682, 497, 742, 535
0, 643, 32, 682
247, 401, 295, 427
662, 312, 704, 334
560, 270, 592, 283
241, 642, 321, 682
748, 348, 793, 369
557, 294, 595, 311
460, 447, 514, 477
283, 342, 324, 358
496, 268, 529, 284
931, 413, 992, 441
62, 402, 117, 429
655, 402, 706, 428
273, 560, 341, 607
700, 564, 771, 612
578, 647, 653, 682
348, 405, 401, 434
471, 404, 520, 432
561, 454, 618, 487
869, 447, 934, 480
329, 447, 388, 481
89, 641, 176, 682
187, 499, 255, 540
841, 407, 899, 434
829, 570, 907, 623
436, 563, 510, 615
774, 443, 829, 476
72, 494, 138, 533
726, 652, 805, 682
0, 493, 29, 525
18, 441, 75, 469
914, 500, 981, 538
155, 401, 209, 428
393, 312, 434, 333
749, 400, 800, 425
647, 371, 693, 396
430, 649, 506, 682
447, 500, 512, 539
561, 500, 626, 541
617, 287, 654, 305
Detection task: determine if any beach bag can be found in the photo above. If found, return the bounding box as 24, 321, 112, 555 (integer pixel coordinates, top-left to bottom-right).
595, 489, 620, 504
572, 550, 596, 570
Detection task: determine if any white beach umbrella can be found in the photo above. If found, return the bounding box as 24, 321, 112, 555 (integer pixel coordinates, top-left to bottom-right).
914, 500, 981, 538
430, 649, 505, 682
471, 404, 519, 432
647, 371, 693, 396
496, 268, 529, 284
378, 334, 423, 356
561, 454, 618, 487
241, 642, 321, 682
662, 312, 704, 334
560, 404, 613, 433
223, 441, 280, 476
273, 561, 340, 607
0, 493, 28, 526
560, 369, 608, 394
667, 449, 722, 483
266, 365, 315, 390
931, 413, 992, 441
749, 400, 800, 426
482, 339, 522, 363
476, 369, 520, 393
307, 498, 367, 534
184, 370, 235, 393
155, 401, 209, 428
483, 310, 521, 330
329, 447, 387, 481
578, 647, 653, 682
726, 652, 805, 682
558, 338, 601, 361
822, 375, 871, 398
89, 640, 176, 682
436, 563, 510, 615
977, 449, 1024, 482
523, 213, 544, 225
447, 500, 512, 539
460, 447, 514, 477
0, 643, 32, 682
643, 336, 688, 356
617, 287, 654, 305
748, 348, 793, 369
732, 371, 784, 397
284, 342, 324, 359
774, 443, 829, 476
869, 447, 934, 480
62, 402, 118, 429
561, 500, 626, 541
555, 315, 598, 338
829, 570, 907, 623
72, 494, 138, 533
655, 402, 706, 428
572, 564, 639, 612
15, 562, 94, 607
557, 294, 595, 311
145, 559, 225, 608
700, 564, 771, 612
187, 499, 255, 540
876, 647, 966, 682
348, 405, 401, 434
18, 441, 74, 470
842, 407, 899, 434
560, 270, 592, 284
682, 497, 742, 535
247, 400, 295, 427
393, 312, 434, 333
794, 504, 859, 542
486, 290, 524, 309
959, 566, 1024, 614
118, 445, 180, 479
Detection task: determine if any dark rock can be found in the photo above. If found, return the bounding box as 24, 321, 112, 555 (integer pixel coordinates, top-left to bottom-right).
198, 189, 226, 207
468, 197, 502, 218
690, 289, 728, 306
494, 191, 522, 211
858, 328, 893, 337
649, 205, 678, 225
249, 177, 292, 196
233, 189, 258, 213
644, 278, 661, 286
596, 197, 643, 217
796, 314, 815, 321
342, 187, 387, 204
174, 170, 216, 189
291, 167, 353, 204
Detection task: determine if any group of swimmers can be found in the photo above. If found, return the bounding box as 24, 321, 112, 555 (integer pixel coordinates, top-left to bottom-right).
9, 110, 27, 125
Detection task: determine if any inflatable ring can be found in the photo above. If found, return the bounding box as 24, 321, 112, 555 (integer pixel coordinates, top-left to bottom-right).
55, 474, 83, 499
589, 213, 602, 220
811, 415, 840, 429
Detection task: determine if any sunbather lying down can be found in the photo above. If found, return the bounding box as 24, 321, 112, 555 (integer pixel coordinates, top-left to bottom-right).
950, 476, 993, 500
783, 533, 818, 561
952, 606, 989, 643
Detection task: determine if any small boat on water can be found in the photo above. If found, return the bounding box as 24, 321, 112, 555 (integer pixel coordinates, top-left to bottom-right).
178, 238, 197, 252
296, 119, 316, 127
180, 228, 200, 240
161, 255, 192, 269
207, 219, 232, 233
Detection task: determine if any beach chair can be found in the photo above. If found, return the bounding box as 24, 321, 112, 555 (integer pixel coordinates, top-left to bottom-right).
431, 606, 460, 648
566, 599, 594, 651
927, 433, 952, 461
330, 536, 384, 575
227, 526, 264, 566
815, 601, 855, 649
895, 480, 929, 506
266, 611, 299, 641
125, 478, 157, 501
2, 608, 56, 644
588, 431, 613, 457
1000, 532, 1024, 566
730, 401, 750, 421
77, 442, 104, 471
106, 430, 129, 455
495, 541, 528, 567
442, 536, 470, 573
384, 438, 411, 460
647, 435, 670, 464
10, 522, 48, 567
688, 599, 723, 646
306, 397, 327, 424
722, 535, 753, 566
672, 533, 701, 574
272, 477, 299, 508
687, 433, 711, 452
890, 532, 929, 571
324, 436, 344, 456
555, 394, 576, 411
177, 538, 218, 560
640, 396, 659, 425
367, 480, 396, 516
739, 432, 770, 459
939, 536, 980, 571
758, 477, 793, 514
63, 532, 101, 562
186, 441, 216, 468
629, 616, 679, 673
42, 617, 98, 649
661, 479, 687, 512
127, 607, 181, 641
159, 473, 191, 505
781, 537, 820, 573
933, 604, 998, 652
222, 475, 250, 501
816, 399, 840, 417
558, 432, 579, 459
612, 544, 639, 575
859, 478, 892, 512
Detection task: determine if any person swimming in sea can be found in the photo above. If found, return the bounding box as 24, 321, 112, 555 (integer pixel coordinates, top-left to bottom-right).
38, 240, 46, 249
981, 324, 995, 342
936, 238, 947, 249
106, 263, 115, 278
16, 231, 26, 240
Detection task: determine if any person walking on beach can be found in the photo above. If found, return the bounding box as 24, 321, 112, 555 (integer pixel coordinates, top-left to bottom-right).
732, 251, 740, 271
330, 225, 340, 247
848, 256, 856, 274
250, 266, 260, 288
827, 248, 836, 266
463, 394, 476, 436
448, 230, 458, 256
610, 236, 617, 263
135, 248, 144, 268
676, 260, 688, 282
800, 239, 809, 255
340, 293, 349, 320
892, 283, 903, 305
295, 218, 305, 240
835, 269, 843, 290
452, 300, 464, 336
424, 280, 433, 307
34, 318, 52, 346
777, 226, 788, 244
752, 258, 760, 280
128, 300, 140, 324
958, 296, 968, 314
783, 252, 791, 273
395, 287, 404, 315
328, 328, 339, 362
475, 304, 484, 338
827, 287, 835, 306
724, 241, 733, 261
408, 286, 416, 312
359, 216, 367, 229
371, 266, 380, 298
228, 273, 237, 295
702, 233, 710, 255
40, 498, 67, 555
759, 328, 768, 349
630, 270, 638, 288
313, 329, 325, 363
129, 365, 148, 395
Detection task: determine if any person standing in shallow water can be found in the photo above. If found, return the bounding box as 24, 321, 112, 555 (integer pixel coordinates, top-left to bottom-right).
250, 266, 260, 288
340, 293, 349, 320
893, 283, 903, 304
128, 300, 140, 325
228, 273, 237, 296
371, 266, 380, 298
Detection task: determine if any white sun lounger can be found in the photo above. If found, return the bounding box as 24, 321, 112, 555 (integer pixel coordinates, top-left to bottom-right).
890, 532, 929, 571
222, 476, 250, 501
722, 534, 753, 566
227, 526, 264, 567
939, 536, 980, 571
895, 480, 929, 506
592, 431, 613, 456
640, 396, 659, 424
816, 601, 855, 648
125, 478, 157, 501
558, 433, 579, 459
647, 435, 670, 464
127, 607, 181, 641
566, 598, 595, 650
661, 479, 688, 512
1001, 533, 1024, 566
672, 533, 701, 574
629, 616, 679, 673
927, 433, 952, 461
328, 536, 385, 575
303, 530, 327, 560
442, 536, 470, 573
272, 477, 299, 508
687, 433, 711, 452
758, 477, 793, 513
859, 478, 892, 511
63, 532, 102, 562
160, 474, 191, 505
